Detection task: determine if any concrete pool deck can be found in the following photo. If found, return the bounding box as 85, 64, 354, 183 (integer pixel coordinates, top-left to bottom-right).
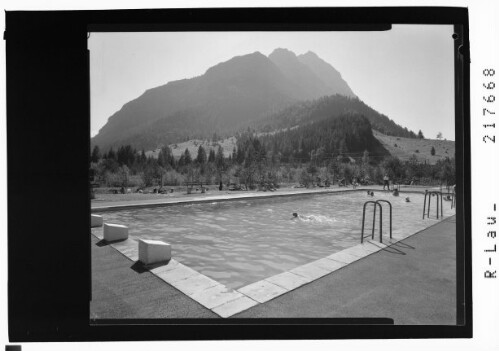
235, 215, 456, 323
91, 212, 457, 323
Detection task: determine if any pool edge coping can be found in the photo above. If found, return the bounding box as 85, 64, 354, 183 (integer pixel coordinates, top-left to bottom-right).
91, 187, 433, 213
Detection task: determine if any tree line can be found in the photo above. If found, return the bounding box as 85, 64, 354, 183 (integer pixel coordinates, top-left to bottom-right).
90, 114, 455, 191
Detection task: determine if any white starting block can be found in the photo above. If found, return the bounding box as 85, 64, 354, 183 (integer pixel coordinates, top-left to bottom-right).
103, 223, 129, 242
138, 239, 171, 265
91, 214, 103, 228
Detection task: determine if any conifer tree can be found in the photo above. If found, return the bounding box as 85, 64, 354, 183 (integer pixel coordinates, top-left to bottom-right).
208, 148, 216, 163
196, 145, 207, 164
184, 148, 192, 165
91, 145, 101, 163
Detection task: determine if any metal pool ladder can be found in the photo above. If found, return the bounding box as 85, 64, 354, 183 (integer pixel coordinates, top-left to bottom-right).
423, 190, 443, 219
449, 191, 456, 209
361, 200, 392, 243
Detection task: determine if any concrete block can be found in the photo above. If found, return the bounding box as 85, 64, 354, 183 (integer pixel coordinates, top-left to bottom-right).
103, 223, 128, 242
91, 214, 103, 227
138, 239, 171, 265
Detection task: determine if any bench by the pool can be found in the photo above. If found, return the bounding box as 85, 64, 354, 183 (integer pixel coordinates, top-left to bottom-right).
103, 223, 129, 242
139, 239, 171, 265
91, 214, 103, 227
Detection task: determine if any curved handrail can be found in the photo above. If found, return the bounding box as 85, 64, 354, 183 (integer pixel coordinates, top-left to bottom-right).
376, 200, 392, 240
442, 191, 456, 209
423, 191, 427, 219
361, 201, 382, 243
423, 190, 444, 219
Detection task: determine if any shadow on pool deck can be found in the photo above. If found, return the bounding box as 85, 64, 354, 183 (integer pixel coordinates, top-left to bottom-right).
91, 215, 456, 323
90, 235, 218, 319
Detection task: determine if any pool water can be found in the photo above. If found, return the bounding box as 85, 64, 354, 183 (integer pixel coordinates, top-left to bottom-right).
92, 191, 455, 289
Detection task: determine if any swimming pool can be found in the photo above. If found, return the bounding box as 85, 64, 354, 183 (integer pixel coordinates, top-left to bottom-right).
92, 191, 455, 289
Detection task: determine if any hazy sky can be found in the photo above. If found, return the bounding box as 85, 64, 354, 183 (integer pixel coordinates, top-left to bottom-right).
89, 25, 455, 140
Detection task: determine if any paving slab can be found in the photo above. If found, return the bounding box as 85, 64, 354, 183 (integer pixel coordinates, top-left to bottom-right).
119, 245, 139, 256
327, 251, 362, 264
311, 257, 347, 272
365, 240, 388, 250
93, 231, 104, 240
111, 238, 137, 251
354, 242, 384, 254
265, 271, 310, 291
190, 284, 243, 309
290, 262, 331, 281
212, 296, 259, 318
341, 245, 375, 258
155, 264, 199, 284
238, 280, 288, 303
171, 273, 221, 296
149, 259, 182, 274
385, 237, 402, 245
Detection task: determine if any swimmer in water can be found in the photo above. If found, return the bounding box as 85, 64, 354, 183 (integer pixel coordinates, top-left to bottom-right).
393, 189, 399, 196
370, 191, 374, 196
292, 212, 313, 220
405, 197, 411, 202
292, 213, 337, 225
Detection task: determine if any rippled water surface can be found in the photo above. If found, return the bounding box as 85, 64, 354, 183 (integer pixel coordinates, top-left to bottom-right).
93, 191, 455, 289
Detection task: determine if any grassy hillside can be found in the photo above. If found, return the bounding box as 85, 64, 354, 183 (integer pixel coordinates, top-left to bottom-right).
373, 130, 455, 165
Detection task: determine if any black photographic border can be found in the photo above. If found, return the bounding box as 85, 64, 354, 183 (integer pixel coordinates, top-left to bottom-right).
5, 6, 471, 341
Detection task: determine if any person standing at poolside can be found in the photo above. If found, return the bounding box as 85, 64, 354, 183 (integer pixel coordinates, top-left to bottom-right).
352, 177, 358, 189
383, 174, 390, 190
